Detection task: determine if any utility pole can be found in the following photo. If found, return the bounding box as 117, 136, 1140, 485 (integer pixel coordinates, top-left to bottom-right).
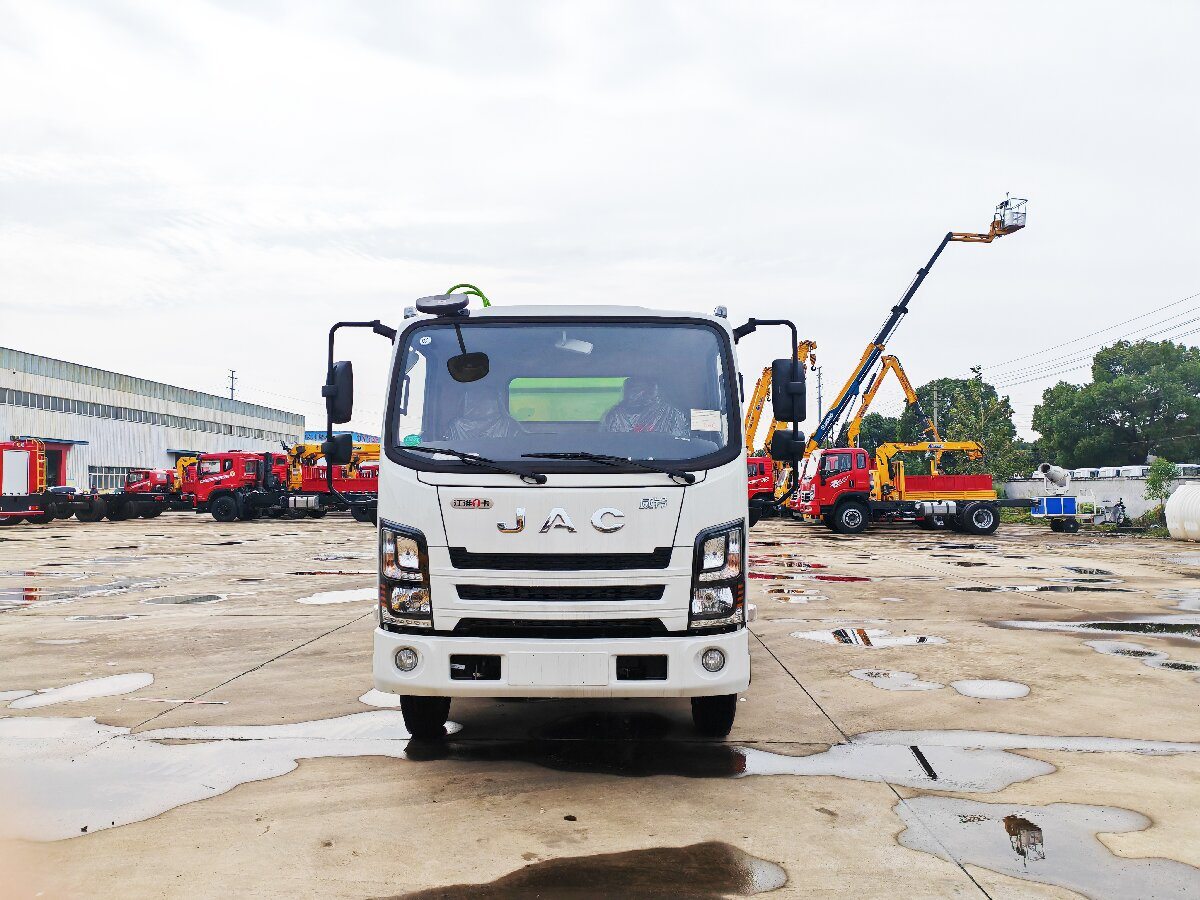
932, 387, 939, 432
815, 366, 824, 420
227, 369, 237, 401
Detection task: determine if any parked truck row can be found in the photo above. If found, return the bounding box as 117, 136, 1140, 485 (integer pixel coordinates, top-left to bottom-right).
0, 439, 379, 525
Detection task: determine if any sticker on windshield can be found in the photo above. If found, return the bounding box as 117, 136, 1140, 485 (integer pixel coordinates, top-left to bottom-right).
402, 434, 421, 446
691, 409, 721, 431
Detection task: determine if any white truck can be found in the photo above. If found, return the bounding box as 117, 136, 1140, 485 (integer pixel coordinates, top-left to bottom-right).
318, 293, 805, 739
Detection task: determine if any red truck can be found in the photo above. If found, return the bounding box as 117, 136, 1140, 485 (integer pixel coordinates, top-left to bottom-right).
190, 450, 378, 521
787, 442, 1017, 535
0, 441, 188, 524
747, 455, 776, 526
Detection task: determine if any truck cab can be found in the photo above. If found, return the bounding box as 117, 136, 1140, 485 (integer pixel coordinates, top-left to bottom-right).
746, 455, 775, 524
368, 302, 766, 738
792, 447, 872, 530
124, 468, 174, 494
192, 451, 291, 520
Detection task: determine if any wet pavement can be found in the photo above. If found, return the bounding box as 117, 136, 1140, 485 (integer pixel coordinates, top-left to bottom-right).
2, 516, 1200, 897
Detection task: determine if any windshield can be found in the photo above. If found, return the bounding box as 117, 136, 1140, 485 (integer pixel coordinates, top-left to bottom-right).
198, 460, 221, 476
389, 320, 736, 466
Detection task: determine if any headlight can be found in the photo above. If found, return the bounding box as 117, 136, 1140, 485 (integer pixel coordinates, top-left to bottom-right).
379, 524, 432, 629
689, 521, 745, 631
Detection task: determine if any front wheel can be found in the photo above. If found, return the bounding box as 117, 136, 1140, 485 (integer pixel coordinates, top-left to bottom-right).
211, 495, 239, 523
25, 512, 54, 524
1061, 517, 1080, 533
831, 501, 870, 535
307, 509, 327, 519
76, 499, 107, 522
691, 694, 737, 737
400, 696, 451, 739
0, 516, 24, 527
961, 501, 1000, 536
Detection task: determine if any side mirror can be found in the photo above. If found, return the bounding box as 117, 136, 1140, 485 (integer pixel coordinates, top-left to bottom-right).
448, 351, 490, 383
770, 428, 806, 462
323, 361, 354, 424
322, 433, 354, 467
771, 358, 806, 423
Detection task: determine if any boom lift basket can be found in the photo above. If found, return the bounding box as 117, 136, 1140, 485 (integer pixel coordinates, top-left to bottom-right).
995, 196, 1027, 235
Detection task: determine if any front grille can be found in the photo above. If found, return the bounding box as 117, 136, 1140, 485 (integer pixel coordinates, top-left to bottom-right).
449, 547, 673, 571
456, 585, 665, 602
450, 618, 668, 639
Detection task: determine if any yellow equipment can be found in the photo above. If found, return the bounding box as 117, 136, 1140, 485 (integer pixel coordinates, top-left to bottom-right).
284, 441, 380, 490
174, 456, 197, 492
842, 355, 940, 448
872, 440, 990, 503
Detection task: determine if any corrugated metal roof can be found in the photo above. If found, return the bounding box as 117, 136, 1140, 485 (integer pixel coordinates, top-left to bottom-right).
0, 346, 304, 426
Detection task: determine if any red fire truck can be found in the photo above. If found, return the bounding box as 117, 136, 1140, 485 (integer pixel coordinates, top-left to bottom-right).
747, 455, 775, 525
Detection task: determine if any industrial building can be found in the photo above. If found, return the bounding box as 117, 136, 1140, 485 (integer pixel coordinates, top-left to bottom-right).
1, 347, 305, 491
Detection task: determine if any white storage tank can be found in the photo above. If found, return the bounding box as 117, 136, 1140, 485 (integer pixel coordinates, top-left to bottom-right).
1096, 466, 1122, 479
1120, 465, 1150, 478
1166, 483, 1200, 540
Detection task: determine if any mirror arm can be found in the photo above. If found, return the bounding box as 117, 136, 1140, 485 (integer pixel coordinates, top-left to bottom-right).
323, 319, 393, 514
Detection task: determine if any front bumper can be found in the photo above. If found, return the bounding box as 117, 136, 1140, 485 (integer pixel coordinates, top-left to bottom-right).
373, 626, 750, 698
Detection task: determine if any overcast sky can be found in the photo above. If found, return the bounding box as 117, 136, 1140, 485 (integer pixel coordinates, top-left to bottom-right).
3, 1, 1199, 439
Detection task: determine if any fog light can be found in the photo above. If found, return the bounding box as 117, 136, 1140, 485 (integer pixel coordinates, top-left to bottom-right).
701, 648, 726, 673
395, 647, 420, 672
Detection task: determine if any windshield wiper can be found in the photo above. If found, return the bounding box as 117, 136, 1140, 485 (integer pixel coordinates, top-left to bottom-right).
522, 451, 696, 485
406, 445, 547, 484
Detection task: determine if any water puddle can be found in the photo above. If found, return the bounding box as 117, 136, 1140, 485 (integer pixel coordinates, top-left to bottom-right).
812, 574, 872, 583
296, 588, 376, 605
1160, 588, 1200, 611
314, 553, 370, 562
141, 594, 226, 606
35, 639, 87, 645
359, 689, 402, 707
791, 628, 947, 648
997, 617, 1200, 641
390, 842, 787, 898
289, 570, 375, 576
895, 797, 1200, 899
1083, 640, 1200, 673
66, 615, 140, 622
954, 584, 1135, 593
1063, 566, 1115, 576
950, 680, 1029, 700
850, 669, 941, 691
5, 673, 153, 709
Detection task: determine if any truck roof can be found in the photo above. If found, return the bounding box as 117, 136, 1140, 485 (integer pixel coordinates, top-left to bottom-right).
415, 305, 732, 329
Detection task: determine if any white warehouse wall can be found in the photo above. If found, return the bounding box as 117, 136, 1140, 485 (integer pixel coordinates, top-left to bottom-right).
1, 347, 305, 490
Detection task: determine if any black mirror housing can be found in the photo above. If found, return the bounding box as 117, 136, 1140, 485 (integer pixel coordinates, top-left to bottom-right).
324, 361, 354, 424
771, 428, 806, 462
770, 358, 806, 423
322, 432, 354, 467
448, 351, 490, 383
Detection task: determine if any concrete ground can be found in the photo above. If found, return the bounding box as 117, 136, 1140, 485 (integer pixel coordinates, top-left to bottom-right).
2, 515, 1199, 899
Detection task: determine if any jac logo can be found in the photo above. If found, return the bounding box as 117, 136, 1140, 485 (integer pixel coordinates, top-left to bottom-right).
497, 507, 625, 534
639, 498, 668, 510
452, 498, 492, 509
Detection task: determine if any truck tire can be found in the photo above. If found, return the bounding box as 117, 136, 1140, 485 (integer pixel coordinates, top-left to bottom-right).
106, 505, 132, 522
691, 694, 737, 737
1061, 517, 1080, 533
25, 512, 54, 524
142, 507, 164, 518
0, 516, 24, 526
961, 502, 999, 536
306, 509, 327, 519
76, 499, 107, 522
211, 495, 239, 523
400, 696, 452, 739
831, 500, 869, 535
351, 506, 374, 524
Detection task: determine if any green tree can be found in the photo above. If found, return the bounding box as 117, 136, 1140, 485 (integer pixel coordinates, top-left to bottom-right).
856, 412, 901, 456
1144, 456, 1177, 520
1031, 341, 1200, 467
